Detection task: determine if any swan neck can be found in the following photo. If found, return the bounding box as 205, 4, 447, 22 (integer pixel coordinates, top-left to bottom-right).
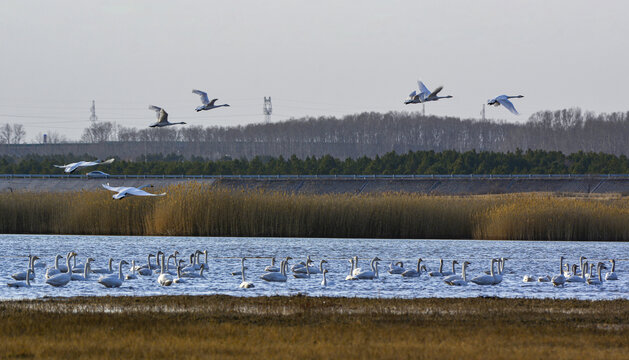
462, 264, 467, 282
417, 259, 421, 272
490, 259, 495, 277
559, 257, 563, 274
439, 259, 443, 273
241, 259, 246, 282
118, 261, 124, 280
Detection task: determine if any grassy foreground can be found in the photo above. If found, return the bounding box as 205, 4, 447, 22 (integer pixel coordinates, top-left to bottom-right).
1, 296, 627, 359
2, 183, 629, 240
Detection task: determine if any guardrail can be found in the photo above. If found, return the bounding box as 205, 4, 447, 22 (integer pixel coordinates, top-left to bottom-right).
2, 174, 629, 180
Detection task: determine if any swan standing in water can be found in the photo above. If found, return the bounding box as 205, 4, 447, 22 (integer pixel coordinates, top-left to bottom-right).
102, 183, 166, 200
567, 262, 587, 283
605, 259, 618, 280
192, 90, 230, 112
293, 260, 312, 279
173, 260, 186, 284
441, 260, 459, 277
53, 158, 114, 173
12, 255, 38, 281
8, 269, 33, 288
401, 258, 423, 278
355, 257, 381, 280
71, 258, 94, 281
321, 269, 331, 287
428, 259, 445, 277
551, 256, 566, 287
239, 258, 255, 288
346, 259, 357, 281
138, 255, 154, 276
125, 260, 138, 280
587, 262, 607, 285
157, 253, 173, 286
261, 259, 290, 282
487, 95, 524, 115
98, 260, 129, 288
471, 259, 497, 285
148, 105, 186, 127
264, 257, 280, 272
45, 254, 63, 278
388, 261, 405, 274
46, 252, 76, 287
444, 261, 471, 286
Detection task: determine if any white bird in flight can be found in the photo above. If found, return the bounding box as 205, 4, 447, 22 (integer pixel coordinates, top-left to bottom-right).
405, 81, 453, 104
54, 158, 114, 173
192, 89, 230, 112
102, 183, 166, 200
148, 105, 186, 127
487, 95, 524, 115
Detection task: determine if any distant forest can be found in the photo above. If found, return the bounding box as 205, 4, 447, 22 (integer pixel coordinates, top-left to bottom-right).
2, 149, 629, 175
1, 108, 629, 160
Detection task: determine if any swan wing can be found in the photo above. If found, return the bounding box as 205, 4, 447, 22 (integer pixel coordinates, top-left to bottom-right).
208, 98, 218, 106
148, 105, 162, 114
417, 81, 431, 96
125, 187, 166, 197
192, 89, 210, 105
426, 86, 443, 100
102, 183, 125, 193
496, 97, 519, 115
63, 162, 82, 173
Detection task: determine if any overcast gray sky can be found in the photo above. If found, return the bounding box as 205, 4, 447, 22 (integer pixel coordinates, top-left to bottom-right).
1, 1, 628, 140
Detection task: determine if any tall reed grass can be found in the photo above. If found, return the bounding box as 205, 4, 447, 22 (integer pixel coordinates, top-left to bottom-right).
1, 184, 628, 240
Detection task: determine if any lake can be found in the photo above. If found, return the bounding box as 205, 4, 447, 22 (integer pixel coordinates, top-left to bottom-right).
1, 235, 626, 300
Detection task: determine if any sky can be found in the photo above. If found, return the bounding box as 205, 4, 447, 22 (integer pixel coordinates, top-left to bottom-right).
1, 1, 628, 141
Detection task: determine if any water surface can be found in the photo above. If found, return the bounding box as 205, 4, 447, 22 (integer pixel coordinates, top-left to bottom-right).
1, 235, 627, 300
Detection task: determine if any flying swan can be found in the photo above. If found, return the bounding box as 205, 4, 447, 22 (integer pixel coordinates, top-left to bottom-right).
102, 183, 166, 200
54, 158, 114, 173
192, 89, 230, 112
487, 95, 524, 115
148, 105, 186, 127
405, 81, 453, 104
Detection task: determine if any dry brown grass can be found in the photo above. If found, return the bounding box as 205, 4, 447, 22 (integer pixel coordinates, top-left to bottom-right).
2, 184, 629, 240
0, 296, 627, 359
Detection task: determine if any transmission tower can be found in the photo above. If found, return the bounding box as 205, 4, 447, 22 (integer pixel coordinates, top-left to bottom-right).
263, 97, 272, 123
90, 100, 98, 122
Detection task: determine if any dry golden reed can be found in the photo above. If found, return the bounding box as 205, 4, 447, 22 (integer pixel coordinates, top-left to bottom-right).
1, 183, 629, 240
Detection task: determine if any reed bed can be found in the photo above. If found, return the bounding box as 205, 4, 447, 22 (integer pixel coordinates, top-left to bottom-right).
1, 296, 627, 359
2, 183, 629, 240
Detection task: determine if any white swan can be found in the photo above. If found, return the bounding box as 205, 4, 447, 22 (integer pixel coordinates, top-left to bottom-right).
173, 260, 186, 284
183, 263, 206, 279
487, 95, 524, 115
92, 258, 114, 274
445, 261, 471, 286
471, 259, 496, 285
441, 260, 459, 277
321, 269, 331, 287
98, 260, 129, 288
71, 258, 94, 281
345, 258, 357, 281
53, 158, 114, 173
293, 259, 312, 279
12, 255, 38, 281
404, 81, 453, 104
292, 255, 312, 272
587, 262, 606, 285
261, 259, 290, 282
45, 254, 63, 278
388, 261, 405, 274
355, 257, 381, 280
102, 183, 166, 200
192, 90, 230, 112
264, 257, 280, 272
125, 260, 138, 280
148, 105, 186, 127
239, 258, 255, 288
138, 254, 154, 276
295, 259, 326, 275
157, 253, 173, 286
523, 275, 535, 282
567, 261, 587, 283
8, 269, 33, 288
428, 259, 445, 277
551, 256, 566, 287
45, 252, 76, 287
605, 259, 618, 280
401, 258, 423, 278
538, 275, 551, 282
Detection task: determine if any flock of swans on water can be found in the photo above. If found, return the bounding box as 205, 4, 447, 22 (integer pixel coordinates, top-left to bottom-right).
6, 251, 619, 290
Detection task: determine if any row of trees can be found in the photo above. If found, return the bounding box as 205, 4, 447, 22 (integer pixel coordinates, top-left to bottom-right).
2, 149, 629, 175
3, 108, 629, 159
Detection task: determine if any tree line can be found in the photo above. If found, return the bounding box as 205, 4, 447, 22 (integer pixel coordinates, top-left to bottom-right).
2, 108, 629, 160
2, 149, 629, 175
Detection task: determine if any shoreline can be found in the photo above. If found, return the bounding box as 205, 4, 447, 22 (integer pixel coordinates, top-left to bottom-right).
1, 296, 627, 359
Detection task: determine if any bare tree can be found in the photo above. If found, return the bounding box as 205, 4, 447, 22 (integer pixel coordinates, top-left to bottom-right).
11, 124, 25, 144
81, 121, 115, 143
0, 124, 12, 144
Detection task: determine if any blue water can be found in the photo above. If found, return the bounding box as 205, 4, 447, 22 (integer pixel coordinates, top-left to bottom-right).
1, 234, 627, 300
